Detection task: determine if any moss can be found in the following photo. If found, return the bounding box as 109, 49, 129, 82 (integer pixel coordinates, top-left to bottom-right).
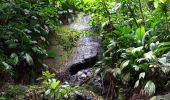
2, 84, 44, 100
52, 26, 80, 51
4, 84, 28, 100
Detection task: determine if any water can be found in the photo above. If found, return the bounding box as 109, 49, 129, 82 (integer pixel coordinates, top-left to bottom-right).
69, 14, 92, 31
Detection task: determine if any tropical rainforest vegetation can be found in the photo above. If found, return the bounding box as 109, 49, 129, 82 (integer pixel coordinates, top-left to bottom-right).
0, 0, 170, 100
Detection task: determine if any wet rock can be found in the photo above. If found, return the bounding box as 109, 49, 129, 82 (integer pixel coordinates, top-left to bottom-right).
69, 68, 93, 85
75, 90, 101, 100
68, 68, 103, 95
77, 71, 83, 76
86, 72, 91, 76
68, 36, 101, 75
76, 92, 93, 100
88, 75, 103, 94
150, 94, 170, 100
81, 74, 87, 78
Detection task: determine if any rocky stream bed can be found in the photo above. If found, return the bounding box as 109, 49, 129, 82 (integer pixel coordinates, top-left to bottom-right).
43, 14, 104, 99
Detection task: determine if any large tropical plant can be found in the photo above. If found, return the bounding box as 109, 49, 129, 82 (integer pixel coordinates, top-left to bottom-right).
0, 0, 57, 83
85, 0, 170, 99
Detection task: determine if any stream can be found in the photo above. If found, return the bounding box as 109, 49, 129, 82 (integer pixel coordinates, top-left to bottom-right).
61, 14, 103, 99
68, 14, 92, 31
44, 13, 103, 99
67, 14, 102, 91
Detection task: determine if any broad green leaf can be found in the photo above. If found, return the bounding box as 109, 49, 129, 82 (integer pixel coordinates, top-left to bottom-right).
132, 46, 143, 53
154, 47, 170, 54
135, 27, 145, 41
137, 58, 146, 63
159, 0, 166, 3
8, 43, 18, 49
2, 62, 12, 70
154, 0, 159, 8
49, 0, 54, 4
60, 88, 67, 94
159, 42, 170, 47
144, 51, 156, 61
139, 72, 145, 79
144, 81, 156, 96
112, 68, 121, 77
150, 43, 157, 51
51, 81, 60, 89
137, 19, 143, 24
45, 89, 51, 95
122, 26, 131, 34
123, 73, 131, 82
133, 65, 140, 71
24, 53, 34, 66
120, 60, 130, 70
10, 53, 19, 65
134, 80, 139, 88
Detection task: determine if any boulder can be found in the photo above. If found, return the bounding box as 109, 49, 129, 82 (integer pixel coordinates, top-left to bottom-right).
68, 36, 101, 75
150, 94, 170, 100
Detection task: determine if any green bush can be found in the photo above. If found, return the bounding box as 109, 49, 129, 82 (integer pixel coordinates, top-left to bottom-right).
85, 0, 170, 99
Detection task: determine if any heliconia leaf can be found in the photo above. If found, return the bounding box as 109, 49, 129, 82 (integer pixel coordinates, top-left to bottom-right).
135, 26, 145, 41
122, 26, 131, 34
134, 80, 139, 88
144, 81, 156, 96
24, 53, 34, 66
159, 42, 170, 47
154, 47, 170, 54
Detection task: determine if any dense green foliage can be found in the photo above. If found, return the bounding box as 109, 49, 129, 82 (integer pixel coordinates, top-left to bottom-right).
0, 0, 57, 83
84, 0, 170, 99
38, 71, 79, 100
0, 0, 170, 99
0, 0, 83, 99
0, 0, 82, 83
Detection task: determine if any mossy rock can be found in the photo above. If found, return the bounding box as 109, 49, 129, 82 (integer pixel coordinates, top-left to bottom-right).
1, 84, 44, 100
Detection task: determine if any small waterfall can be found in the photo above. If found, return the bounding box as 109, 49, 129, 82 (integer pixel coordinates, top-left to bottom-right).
69, 14, 92, 31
